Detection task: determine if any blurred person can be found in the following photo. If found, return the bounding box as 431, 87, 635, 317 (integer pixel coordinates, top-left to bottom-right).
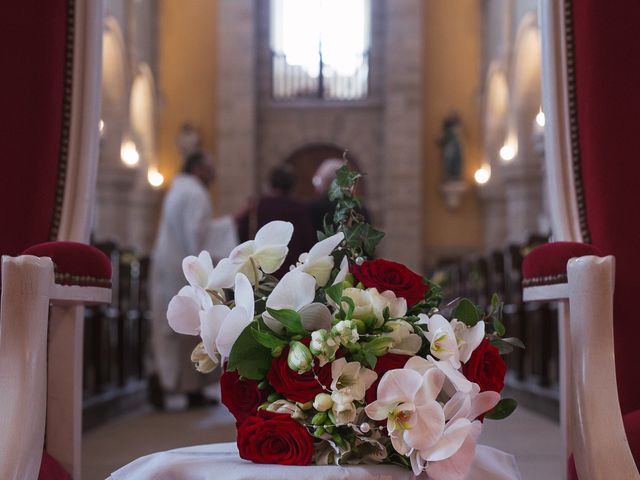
236, 165, 315, 277
309, 158, 370, 233
149, 151, 237, 410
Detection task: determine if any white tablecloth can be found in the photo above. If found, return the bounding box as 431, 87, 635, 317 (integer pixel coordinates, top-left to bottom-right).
109, 442, 521, 480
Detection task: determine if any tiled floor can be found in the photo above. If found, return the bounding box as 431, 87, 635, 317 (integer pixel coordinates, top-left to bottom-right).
83, 402, 563, 480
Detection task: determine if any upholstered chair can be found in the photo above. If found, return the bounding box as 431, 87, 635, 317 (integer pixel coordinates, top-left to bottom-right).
522, 1, 640, 479
0, 2, 108, 479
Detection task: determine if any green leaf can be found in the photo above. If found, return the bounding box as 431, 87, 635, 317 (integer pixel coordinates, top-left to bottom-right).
485, 398, 518, 420
340, 295, 356, 319
228, 323, 273, 380
266, 308, 305, 334
492, 317, 506, 337
453, 298, 480, 326
363, 351, 377, 369
501, 337, 525, 349
335, 164, 361, 187
251, 327, 288, 349
325, 282, 344, 305
490, 338, 514, 354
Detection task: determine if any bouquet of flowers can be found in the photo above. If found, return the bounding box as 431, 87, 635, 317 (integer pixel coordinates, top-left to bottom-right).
167, 165, 522, 479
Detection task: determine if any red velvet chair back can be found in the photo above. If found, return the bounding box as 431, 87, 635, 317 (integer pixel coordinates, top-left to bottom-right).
570, 0, 640, 414
0, 0, 71, 256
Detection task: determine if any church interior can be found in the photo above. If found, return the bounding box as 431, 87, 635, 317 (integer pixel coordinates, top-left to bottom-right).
1, 0, 638, 479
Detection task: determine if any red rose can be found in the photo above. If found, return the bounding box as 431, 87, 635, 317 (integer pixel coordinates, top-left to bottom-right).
267, 343, 333, 403
351, 259, 428, 306
237, 410, 314, 465
366, 353, 412, 403
462, 339, 507, 393
220, 369, 266, 423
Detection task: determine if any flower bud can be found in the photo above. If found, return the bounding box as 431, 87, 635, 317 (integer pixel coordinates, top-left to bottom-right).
287, 340, 313, 373
332, 320, 359, 346
310, 329, 339, 366
311, 411, 328, 425
298, 400, 314, 411
313, 392, 333, 412
266, 399, 304, 419
190, 342, 218, 373
272, 345, 284, 357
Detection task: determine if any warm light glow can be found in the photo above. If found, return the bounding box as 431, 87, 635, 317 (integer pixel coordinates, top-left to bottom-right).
99, 119, 105, 136
474, 166, 491, 185
147, 167, 164, 187
499, 144, 516, 161
121, 140, 139, 167
536, 108, 545, 128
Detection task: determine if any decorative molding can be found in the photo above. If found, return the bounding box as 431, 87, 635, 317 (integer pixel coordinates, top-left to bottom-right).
50, 0, 75, 241
564, 0, 591, 244
522, 272, 568, 287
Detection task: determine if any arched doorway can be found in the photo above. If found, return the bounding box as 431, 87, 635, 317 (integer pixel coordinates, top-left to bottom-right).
283, 143, 364, 200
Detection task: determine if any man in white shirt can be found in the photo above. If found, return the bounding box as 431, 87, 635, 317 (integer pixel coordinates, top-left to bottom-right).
149, 151, 237, 409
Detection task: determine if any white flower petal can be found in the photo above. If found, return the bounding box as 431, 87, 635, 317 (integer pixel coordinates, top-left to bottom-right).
208, 258, 239, 289
233, 273, 255, 319
333, 256, 349, 285
299, 303, 332, 331
421, 418, 473, 462
376, 369, 423, 404
266, 269, 316, 311
458, 321, 485, 364
228, 240, 256, 263
199, 305, 231, 357
424, 421, 482, 480
468, 390, 500, 420
405, 400, 445, 451
182, 251, 213, 289
167, 294, 201, 335
305, 232, 344, 262
253, 245, 289, 274
254, 220, 293, 248
415, 368, 445, 404
301, 256, 335, 286
216, 306, 252, 358
262, 311, 285, 334
389, 333, 422, 355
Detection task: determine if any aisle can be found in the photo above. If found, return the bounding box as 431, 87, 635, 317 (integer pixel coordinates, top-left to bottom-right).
83, 404, 562, 480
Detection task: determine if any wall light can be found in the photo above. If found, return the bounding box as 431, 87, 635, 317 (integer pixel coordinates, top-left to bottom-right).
121, 140, 140, 167
535, 108, 545, 128
474, 165, 491, 185
99, 119, 105, 137
499, 133, 518, 162
147, 167, 164, 188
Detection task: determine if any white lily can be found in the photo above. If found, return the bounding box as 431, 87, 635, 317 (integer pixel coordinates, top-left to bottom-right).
210, 220, 294, 287
330, 397, 358, 426
333, 256, 350, 285
370, 289, 407, 327
262, 269, 332, 334
365, 368, 446, 456
266, 399, 304, 420
296, 232, 345, 287
200, 273, 255, 359
383, 320, 423, 355
330, 358, 378, 403
341, 288, 374, 320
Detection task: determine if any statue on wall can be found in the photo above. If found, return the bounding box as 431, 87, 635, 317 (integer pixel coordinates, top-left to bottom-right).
437, 113, 463, 182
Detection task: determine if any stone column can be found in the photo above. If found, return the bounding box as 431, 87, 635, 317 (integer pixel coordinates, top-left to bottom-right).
381, 0, 424, 271
215, 0, 257, 214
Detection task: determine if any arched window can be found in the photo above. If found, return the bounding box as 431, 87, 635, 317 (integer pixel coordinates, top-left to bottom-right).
271, 0, 370, 100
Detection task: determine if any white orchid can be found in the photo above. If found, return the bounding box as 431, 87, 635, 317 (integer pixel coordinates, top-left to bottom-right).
365, 368, 447, 456
330, 358, 377, 403
383, 320, 423, 355
404, 355, 473, 394
167, 285, 212, 335
295, 232, 345, 287
262, 269, 332, 334
182, 250, 226, 294
418, 314, 485, 368
211, 220, 294, 287
200, 273, 255, 359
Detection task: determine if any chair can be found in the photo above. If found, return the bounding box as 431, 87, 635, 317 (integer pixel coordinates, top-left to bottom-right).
522, 1, 640, 478
0, 2, 107, 479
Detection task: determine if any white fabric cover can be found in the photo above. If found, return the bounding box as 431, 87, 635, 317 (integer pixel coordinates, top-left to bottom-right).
109, 442, 520, 480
